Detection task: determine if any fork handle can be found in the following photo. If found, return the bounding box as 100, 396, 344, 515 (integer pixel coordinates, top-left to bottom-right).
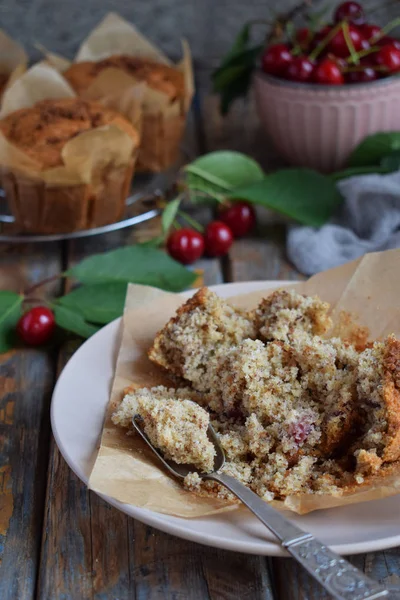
206, 473, 390, 600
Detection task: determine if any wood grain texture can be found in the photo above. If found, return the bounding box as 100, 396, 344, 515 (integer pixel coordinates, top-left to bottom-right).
0, 242, 62, 600
130, 521, 275, 600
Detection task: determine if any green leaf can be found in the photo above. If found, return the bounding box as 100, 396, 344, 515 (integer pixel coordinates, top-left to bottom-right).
67, 246, 196, 292
56, 282, 128, 325
0, 291, 23, 353
347, 132, 400, 167
162, 197, 181, 234
230, 169, 343, 227
212, 24, 253, 79
380, 151, 400, 171
220, 24, 251, 66
185, 151, 265, 200
211, 23, 263, 114
330, 165, 391, 182
212, 46, 263, 91
218, 71, 254, 115
54, 305, 99, 339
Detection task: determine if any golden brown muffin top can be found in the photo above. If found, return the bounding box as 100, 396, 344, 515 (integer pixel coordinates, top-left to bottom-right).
64, 55, 185, 102
0, 97, 139, 168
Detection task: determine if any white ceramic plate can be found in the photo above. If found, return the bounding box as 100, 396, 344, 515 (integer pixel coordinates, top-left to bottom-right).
51, 281, 400, 557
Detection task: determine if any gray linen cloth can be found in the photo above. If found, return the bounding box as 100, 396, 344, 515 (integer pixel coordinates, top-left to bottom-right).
287, 170, 400, 276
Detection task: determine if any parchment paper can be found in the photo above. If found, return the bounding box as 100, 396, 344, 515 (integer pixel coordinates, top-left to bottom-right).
89, 249, 400, 516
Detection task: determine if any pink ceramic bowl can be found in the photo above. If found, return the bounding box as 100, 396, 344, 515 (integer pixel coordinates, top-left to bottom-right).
254, 71, 400, 172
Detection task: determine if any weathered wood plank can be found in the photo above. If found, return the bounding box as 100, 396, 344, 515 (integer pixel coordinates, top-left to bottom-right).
227, 225, 305, 283
130, 521, 275, 600
0, 242, 62, 600
37, 230, 143, 600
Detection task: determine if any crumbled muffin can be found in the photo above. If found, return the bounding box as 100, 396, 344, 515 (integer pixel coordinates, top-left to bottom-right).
113, 385, 215, 473
148, 288, 255, 393
255, 289, 332, 342
115, 287, 400, 504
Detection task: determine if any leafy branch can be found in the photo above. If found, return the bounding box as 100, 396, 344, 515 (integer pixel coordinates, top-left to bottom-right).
1, 131, 399, 352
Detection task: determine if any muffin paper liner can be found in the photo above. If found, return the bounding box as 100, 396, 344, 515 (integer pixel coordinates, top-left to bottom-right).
0, 63, 140, 233
88, 249, 400, 516
44, 12, 194, 172
0, 30, 27, 103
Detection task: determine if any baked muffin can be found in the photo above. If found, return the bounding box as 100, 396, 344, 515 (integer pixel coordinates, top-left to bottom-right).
0, 97, 139, 233
64, 56, 187, 172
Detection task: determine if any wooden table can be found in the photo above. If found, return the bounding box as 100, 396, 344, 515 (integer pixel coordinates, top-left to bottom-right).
1, 74, 399, 600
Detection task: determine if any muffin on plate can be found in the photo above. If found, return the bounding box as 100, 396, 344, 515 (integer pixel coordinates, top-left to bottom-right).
0, 97, 139, 233
64, 55, 188, 172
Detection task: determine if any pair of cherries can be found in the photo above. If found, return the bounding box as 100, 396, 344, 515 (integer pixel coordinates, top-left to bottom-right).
167, 202, 256, 265
262, 1, 400, 85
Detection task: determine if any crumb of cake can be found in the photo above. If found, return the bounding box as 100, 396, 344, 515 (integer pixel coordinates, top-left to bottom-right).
184, 471, 202, 491
113, 287, 400, 504
354, 449, 382, 476
112, 385, 203, 428
255, 289, 332, 343
148, 287, 255, 393
112, 385, 215, 473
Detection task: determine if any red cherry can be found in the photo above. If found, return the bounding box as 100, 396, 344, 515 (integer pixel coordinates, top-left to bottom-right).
17, 306, 55, 346
346, 67, 378, 83
360, 24, 382, 42
204, 221, 233, 257
360, 38, 370, 51
219, 202, 256, 238
375, 44, 400, 73
261, 44, 292, 77
166, 228, 204, 265
313, 58, 344, 84
327, 24, 364, 58
296, 28, 313, 51
377, 37, 400, 51
334, 2, 365, 26
286, 56, 314, 82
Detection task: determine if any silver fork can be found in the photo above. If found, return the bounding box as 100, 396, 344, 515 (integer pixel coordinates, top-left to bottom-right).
132, 416, 393, 600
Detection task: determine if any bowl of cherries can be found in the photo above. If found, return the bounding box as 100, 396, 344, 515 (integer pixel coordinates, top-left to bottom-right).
253, 1, 400, 171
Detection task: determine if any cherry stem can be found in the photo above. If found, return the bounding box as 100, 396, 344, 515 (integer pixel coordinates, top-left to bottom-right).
346, 45, 381, 63
342, 21, 358, 64
309, 21, 343, 61
172, 220, 181, 231
378, 17, 400, 40
177, 210, 204, 233
24, 273, 65, 297
22, 297, 53, 309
